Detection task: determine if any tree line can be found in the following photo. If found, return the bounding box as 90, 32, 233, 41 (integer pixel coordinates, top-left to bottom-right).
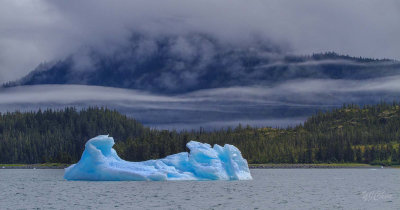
0, 103, 399, 165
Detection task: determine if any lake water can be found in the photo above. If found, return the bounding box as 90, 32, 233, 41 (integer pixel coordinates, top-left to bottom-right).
0, 169, 398, 209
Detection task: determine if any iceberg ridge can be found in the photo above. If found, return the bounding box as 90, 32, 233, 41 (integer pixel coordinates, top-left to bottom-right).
64, 135, 252, 181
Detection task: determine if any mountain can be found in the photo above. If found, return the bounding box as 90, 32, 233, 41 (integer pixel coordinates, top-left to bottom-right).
4, 34, 400, 94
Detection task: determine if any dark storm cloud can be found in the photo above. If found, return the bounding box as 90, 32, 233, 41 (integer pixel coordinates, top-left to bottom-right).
0, 0, 400, 83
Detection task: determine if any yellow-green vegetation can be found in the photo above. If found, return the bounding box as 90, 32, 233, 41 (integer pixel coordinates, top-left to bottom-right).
249, 163, 376, 168
0, 164, 27, 167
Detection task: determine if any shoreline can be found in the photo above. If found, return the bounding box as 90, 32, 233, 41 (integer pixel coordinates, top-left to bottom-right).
249, 163, 397, 169
1, 163, 399, 169
0, 163, 68, 169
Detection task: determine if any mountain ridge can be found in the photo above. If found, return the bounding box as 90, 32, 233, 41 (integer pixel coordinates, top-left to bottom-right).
4, 34, 400, 94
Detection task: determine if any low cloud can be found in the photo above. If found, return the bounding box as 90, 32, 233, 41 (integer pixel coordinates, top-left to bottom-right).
1, 75, 400, 129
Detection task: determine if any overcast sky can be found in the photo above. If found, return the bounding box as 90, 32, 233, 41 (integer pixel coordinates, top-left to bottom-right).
1, 0, 399, 83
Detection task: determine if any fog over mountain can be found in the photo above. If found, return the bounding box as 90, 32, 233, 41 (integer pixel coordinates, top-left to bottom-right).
2, 73, 400, 130
1, 0, 400, 82
1, 0, 400, 129
4, 35, 400, 94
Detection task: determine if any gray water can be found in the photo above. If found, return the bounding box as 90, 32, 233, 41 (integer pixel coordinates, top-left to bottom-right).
0, 169, 398, 209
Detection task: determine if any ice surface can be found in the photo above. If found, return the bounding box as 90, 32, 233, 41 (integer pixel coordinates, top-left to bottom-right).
64, 135, 252, 181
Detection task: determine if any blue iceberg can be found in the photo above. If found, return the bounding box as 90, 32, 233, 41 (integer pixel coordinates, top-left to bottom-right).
64, 135, 252, 181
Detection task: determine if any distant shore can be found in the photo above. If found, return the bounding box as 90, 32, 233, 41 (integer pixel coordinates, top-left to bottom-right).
249, 163, 399, 169
0, 163, 68, 169
1, 163, 399, 169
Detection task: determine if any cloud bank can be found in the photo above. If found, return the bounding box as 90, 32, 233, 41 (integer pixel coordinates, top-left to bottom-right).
1, 75, 400, 129
1, 0, 400, 83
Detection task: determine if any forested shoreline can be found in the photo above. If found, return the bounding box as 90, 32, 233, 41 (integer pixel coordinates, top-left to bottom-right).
0, 103, 399, 165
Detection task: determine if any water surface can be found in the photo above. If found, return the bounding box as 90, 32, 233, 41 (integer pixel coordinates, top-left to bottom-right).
0, 169, 398, 209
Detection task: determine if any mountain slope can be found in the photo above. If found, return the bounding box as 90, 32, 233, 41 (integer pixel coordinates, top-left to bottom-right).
4, 34, 400, 94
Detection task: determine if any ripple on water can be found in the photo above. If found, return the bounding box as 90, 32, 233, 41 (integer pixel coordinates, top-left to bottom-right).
0, 169, 398, 209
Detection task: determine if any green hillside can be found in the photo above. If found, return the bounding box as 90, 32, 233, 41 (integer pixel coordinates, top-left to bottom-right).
0, 103, 399, 165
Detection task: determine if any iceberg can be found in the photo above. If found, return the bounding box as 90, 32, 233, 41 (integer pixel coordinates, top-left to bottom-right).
64, 135, 252, 181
